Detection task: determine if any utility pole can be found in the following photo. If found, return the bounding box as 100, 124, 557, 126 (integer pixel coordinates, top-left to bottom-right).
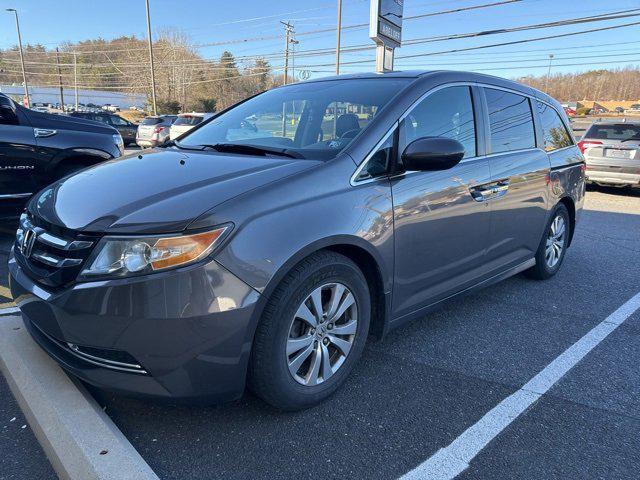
335, 0, 343, 75
281, 21, 293, 86
145, 0, 158, 115
281, 21, 294, 137
73, 52, 79, 110
6, 9, 30, 108
55, 48, 65, 111
545, 54, 554, 92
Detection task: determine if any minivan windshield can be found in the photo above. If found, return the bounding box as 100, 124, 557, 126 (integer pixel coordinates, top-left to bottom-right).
178, 78, 411, 159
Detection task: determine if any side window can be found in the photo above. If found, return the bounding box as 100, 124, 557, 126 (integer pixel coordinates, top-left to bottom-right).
399, 86, 476, 159
484, 88, 535, 154
356, 133, 394, 181
108, 115, 129, 126
536, 101, 573, 151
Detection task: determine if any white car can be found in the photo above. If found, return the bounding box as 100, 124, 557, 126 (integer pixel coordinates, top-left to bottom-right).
170, 113, 213, 140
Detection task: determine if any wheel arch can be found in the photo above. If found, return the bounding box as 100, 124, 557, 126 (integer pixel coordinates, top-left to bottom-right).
558, 196, 576, 246
251, 236, 391, 341
47, 148, 114, 175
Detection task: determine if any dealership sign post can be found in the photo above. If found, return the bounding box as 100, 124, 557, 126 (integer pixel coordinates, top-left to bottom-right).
369, 0, 403, 73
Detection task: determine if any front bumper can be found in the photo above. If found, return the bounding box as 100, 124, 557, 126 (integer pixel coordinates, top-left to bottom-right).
9, 251, 261, 402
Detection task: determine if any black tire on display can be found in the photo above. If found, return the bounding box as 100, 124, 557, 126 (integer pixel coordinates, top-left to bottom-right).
248, 251, 370, 411
526, 203, 571, 280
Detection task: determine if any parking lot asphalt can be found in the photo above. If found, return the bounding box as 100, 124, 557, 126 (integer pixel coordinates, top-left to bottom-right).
1, 186, 639, 480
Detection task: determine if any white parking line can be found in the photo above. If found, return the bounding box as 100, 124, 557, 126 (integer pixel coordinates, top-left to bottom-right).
0, 306, 20, 315
400, 291, 640, 480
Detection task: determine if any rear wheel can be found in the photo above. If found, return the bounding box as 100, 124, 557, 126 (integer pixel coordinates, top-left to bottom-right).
526, 203, 570, 280
248, 251, 370, 410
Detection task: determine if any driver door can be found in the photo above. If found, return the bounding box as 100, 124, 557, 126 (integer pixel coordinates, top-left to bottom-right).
0, 97, 38, 218
390, 85, 494, 320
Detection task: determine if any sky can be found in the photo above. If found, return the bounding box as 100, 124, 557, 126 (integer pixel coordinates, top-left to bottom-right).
2, 0, 640, 82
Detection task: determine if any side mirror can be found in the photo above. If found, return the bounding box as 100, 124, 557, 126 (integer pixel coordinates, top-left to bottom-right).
401, 136, 465, 171
0, 97, 19, 125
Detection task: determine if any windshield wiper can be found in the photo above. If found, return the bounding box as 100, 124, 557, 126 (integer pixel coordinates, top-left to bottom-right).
620, 137, 640, 143
198, 143, 303, 159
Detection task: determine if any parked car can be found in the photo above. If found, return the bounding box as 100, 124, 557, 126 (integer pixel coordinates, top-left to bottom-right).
169, 112, 213, 140
626, 104, 640, 114
9, 71, 585, 410
0, 93, 122, 220
102, 104, 120, 112
68, 111, 137, 146
136, 115, 177, 148
579, 121, 640, 188
614, 106, 625, 114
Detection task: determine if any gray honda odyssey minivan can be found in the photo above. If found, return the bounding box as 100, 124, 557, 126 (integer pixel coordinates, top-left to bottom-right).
10, 71, 585, 410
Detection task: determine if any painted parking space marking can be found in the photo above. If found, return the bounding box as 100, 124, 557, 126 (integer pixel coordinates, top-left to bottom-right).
0, 286, 16, 312
0, 306, 20, 316
399, 291, 640, 480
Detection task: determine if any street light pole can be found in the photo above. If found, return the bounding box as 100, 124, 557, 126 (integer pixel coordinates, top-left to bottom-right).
6, 8, 30, 108
145, 0, 158, 115
335, 0, 342, 75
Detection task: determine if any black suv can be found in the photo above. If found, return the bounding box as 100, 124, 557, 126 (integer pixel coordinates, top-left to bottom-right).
0, 93, 123, 220
69, 111, 138, 145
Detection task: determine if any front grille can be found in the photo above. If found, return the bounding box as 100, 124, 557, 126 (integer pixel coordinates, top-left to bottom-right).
15, 213, 98, 288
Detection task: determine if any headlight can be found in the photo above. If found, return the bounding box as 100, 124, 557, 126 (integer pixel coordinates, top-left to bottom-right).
113, 133, 124, 155
80, 226, 230, 279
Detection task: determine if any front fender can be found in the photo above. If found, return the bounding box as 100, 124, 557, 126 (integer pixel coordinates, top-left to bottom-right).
210, 158, 395, 298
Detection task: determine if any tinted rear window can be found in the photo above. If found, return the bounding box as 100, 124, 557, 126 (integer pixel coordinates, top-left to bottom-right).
585, 124, 640, 141
174, 115, 203, 126
485, 88, 536, 153
537, 101, 573, 151
141, 117, 162, 125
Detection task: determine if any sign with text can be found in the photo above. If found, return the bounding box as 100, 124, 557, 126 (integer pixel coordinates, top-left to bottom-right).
369, 0, 404, 47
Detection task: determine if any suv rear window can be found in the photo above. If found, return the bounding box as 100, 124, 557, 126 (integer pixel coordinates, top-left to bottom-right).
174, 115, 203, 126
141, 117, 162, 125
584, 124, 640, 141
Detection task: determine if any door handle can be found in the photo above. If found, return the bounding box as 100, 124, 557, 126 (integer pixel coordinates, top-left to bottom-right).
470, 185, 494, 202
34, 128, 57, 138
492, 180, 510, 198
470, 180, 510, 202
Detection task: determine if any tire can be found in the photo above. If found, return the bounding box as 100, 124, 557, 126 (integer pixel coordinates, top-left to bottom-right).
525, 203, 570, 280
248, 251, 370, 411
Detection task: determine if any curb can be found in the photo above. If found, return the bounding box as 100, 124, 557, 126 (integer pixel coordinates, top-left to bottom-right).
0, 315, 159, 480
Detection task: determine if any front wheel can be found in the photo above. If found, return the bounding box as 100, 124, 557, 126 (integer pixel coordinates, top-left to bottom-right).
526, 203, 570, 280
248, 251, 370, 411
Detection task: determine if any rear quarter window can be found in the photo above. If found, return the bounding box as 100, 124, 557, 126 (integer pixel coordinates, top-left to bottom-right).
536, 101, 573, 151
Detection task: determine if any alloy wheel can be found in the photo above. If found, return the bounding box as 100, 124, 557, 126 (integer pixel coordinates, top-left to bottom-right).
286, 282, 358, 386
545, 214, 566, 268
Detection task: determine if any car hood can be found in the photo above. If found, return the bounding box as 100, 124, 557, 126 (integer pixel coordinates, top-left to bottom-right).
25, 110, 117, 135
29, 148, 321, 234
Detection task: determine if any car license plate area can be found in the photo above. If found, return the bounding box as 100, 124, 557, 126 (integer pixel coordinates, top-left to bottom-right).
606, 148, 632, 159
